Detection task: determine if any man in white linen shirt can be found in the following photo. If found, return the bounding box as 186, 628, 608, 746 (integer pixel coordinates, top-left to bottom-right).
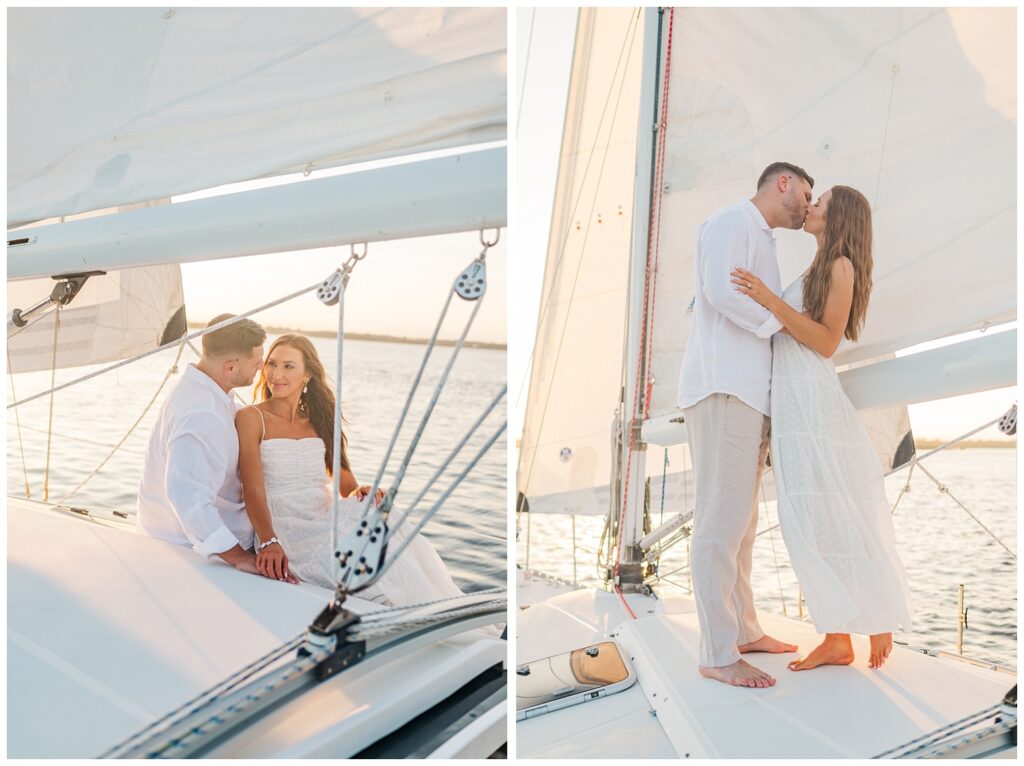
678, 162, 814, 688
137, 314, 288, 580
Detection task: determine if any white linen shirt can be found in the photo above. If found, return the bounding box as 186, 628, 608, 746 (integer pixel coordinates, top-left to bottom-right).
677, 199, 784, 416
136, 364, 254, 557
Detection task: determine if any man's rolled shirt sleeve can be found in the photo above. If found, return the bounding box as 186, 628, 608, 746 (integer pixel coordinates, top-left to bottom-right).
700, 214, 783, 338
164, 415, 241, 558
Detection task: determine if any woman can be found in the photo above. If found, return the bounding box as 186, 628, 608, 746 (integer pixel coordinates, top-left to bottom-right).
731, 185, 913, 671
235, 334, 464, 606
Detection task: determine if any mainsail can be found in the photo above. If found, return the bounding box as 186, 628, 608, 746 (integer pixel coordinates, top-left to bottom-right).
519, 7, 1015, 517
8, 7, 507, 227
647, 7, 1015, 419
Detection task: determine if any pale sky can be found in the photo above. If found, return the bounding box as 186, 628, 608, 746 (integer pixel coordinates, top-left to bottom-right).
511, 8, 1016, 444
176, 146, 507, 346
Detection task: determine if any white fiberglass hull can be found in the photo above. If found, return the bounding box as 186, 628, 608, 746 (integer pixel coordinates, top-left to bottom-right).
516, 574, 1015, 759
9, 498, 505, 758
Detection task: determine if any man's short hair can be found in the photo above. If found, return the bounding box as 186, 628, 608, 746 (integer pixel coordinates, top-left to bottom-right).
201, 314, 266, 358
757, 162, 814, 192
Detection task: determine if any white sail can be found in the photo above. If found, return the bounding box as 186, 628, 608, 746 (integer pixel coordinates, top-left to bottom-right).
8, 7, 507, 227
647, 7, 1015, 421
519, 8, 1015, 515
517, 9, 646, 515
7, 265, 186, 374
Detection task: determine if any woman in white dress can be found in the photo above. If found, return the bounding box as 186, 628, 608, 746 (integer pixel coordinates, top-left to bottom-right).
235, 334, 464, 606
732, 185, 913, 671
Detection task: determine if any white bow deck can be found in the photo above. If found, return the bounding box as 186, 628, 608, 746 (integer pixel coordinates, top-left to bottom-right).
517, 582, 1014, 759
9, 498, 504, 757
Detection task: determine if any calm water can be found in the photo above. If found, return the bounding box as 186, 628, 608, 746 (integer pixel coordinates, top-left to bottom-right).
517, 448, 1017, 669
7, 335, 506, 592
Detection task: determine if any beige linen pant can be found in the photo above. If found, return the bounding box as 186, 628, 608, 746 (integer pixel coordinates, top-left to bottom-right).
683, 393, 770, 667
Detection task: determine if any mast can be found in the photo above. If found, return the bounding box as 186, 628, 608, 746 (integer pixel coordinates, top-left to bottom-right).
612, 7, 662, 590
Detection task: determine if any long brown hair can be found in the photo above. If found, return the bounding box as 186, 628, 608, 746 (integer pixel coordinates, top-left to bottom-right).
803, 185, 873, 341
254, 334, 350, 474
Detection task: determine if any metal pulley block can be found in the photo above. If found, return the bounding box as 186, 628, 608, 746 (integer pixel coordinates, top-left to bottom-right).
317, 270, 348, 306
455, 258, 487, 301
334, 503, 389, 590
998, 404, 1016, 435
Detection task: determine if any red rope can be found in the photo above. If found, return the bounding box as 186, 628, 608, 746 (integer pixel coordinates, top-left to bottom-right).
613, 9, 675, 621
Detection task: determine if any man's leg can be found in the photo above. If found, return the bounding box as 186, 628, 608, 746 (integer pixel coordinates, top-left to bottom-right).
687, 394, 775, 687
732, 417, 797, 655
732, 415, 769, 644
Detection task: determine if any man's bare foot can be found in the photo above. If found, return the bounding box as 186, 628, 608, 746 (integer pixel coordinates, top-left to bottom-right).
699, 659, 776, 688
787, 633, 854, 671
869, 633, 893, 669
738, 634, 798, 654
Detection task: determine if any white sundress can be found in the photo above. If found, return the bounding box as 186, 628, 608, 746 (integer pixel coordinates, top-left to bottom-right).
770, 275, 914, 635
257, 433, 464, 607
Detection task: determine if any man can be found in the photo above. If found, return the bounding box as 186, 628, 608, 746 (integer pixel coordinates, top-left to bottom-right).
137, 314, 294, 581
677, 162, 814, 688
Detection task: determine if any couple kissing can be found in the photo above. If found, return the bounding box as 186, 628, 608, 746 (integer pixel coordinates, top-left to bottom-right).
679, 162, 914, 688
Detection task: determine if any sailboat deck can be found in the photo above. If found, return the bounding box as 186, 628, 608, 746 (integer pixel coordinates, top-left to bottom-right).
517, 584, 1014, 759
9, 498, 504, 757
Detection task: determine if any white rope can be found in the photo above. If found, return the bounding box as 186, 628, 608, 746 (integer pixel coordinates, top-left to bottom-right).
105, 589, 506, 758
56, 342, 186, 505
872, 700, 1009, 758
101, 633, 310, 758
329, 265, 351, 586
8, 278, 327, 410
351, 420, 507, 596
387, 385, 506, 537
351, 597, 507, 640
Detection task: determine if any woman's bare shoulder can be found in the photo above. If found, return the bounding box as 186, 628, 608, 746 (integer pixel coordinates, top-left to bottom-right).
235, 405, 264, 433
832, 255, 855, 278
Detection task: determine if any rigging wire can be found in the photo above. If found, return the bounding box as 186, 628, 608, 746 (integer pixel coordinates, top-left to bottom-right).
871, 10, 904, 209
914, 461, 1015, 559
8, 346, 32, 498
515, 7, 538, 139
7, 278, 325, 411
760, 479, 788, 617
42, 307, 61, 501
55, 341, 187, 505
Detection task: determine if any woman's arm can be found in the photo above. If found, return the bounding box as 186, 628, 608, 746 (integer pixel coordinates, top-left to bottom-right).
337, 467, 360, 498
732, 258, 854, 358
335, 467, 386, 504
236, 408, 295, 582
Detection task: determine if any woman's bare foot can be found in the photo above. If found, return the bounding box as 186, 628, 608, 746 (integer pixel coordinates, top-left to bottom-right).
699, 659, 776, 688
869, 633, 893, 668
787, 633, 854, 671
738, 634, 798, 654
